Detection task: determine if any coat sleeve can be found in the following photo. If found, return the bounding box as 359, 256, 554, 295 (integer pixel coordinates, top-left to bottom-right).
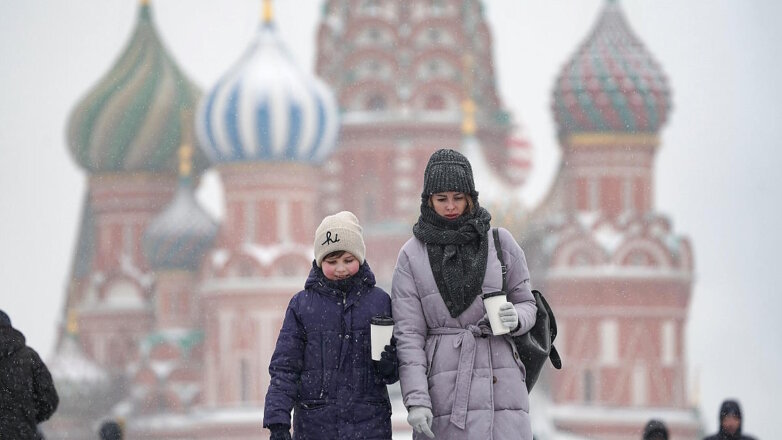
391, 248, 432, 410
29, 348, 59, 423
498, 228, 537, 336
263, 295, 306, 428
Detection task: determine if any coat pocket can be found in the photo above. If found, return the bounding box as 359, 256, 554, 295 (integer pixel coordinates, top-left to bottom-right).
506, 336, 527, 381
299, 399, 328, 410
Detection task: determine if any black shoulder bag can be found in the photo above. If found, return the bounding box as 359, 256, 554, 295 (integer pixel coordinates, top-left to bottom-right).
492, 228, 562, 392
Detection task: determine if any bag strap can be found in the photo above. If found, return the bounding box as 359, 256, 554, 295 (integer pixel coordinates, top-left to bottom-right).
492, 228, 507, 293
493, 228, 564, 371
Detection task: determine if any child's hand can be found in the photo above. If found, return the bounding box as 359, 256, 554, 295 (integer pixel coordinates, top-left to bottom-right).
498, 302, 519, 329
268, 424, 291, 440
374, 336, 398, 381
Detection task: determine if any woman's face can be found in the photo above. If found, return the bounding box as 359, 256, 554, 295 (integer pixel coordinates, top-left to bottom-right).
322, 252, 360, 281
431, 191, 468, 220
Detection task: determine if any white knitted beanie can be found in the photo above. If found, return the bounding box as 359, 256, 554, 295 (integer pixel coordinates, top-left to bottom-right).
314, 211, 366, 267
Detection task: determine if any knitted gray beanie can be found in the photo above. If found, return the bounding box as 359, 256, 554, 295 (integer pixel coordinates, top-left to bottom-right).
314, 211, 366, 267
421, 149, 478, 201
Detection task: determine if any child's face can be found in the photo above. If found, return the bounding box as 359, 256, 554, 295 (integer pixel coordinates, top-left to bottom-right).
322, 252, 360, 281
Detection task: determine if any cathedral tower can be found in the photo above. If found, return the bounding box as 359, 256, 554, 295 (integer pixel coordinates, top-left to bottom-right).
315, 0, 519, 282
525, 1, 700, 438
63, 0, 206, 372
194, 0, 338, 413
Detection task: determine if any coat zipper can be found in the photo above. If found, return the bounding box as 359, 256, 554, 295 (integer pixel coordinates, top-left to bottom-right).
320, 337, 326, 398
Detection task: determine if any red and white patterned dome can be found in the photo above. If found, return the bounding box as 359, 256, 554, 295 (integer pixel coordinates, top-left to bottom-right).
552, 0, 672, 136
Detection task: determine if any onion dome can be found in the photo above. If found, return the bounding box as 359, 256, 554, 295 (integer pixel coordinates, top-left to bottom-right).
552, 0, 671, 136
67, 1, 209, 174
196, 0, 339, 164
143, 145, 218, 271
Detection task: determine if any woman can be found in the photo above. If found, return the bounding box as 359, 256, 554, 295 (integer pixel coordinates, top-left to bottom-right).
392, 149, 537, 439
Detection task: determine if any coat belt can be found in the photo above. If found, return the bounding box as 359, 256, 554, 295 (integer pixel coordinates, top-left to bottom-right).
427, 324, 490, 429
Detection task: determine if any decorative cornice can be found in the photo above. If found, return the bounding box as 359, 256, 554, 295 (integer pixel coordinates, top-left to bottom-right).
564, 132, 659, 149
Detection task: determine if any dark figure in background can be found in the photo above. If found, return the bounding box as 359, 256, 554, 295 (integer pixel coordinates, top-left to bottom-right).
99, 420, 123, 440
643, 419, 669, 440
704, 399, 757, 440
0, 309, 59, 439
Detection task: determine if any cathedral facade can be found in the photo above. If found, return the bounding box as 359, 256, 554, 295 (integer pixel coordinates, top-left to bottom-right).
47, 1, 700, 439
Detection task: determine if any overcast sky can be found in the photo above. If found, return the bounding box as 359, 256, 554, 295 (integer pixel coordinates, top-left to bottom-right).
1, 1, 780, 438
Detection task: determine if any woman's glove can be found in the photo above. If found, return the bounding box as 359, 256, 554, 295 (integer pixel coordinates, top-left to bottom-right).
374, 337, 398, 383
407, 406, 435, 438
498, 302, 519, 329
268, 424, 292, 440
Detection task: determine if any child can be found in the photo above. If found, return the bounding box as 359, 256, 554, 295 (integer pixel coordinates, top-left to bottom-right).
263, 211, 398, 440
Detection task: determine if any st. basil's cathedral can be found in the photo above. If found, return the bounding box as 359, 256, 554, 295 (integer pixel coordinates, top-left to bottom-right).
45, 0, 702, 438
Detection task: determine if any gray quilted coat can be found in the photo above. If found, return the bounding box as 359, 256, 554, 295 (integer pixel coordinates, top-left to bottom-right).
392, 227, 537, 440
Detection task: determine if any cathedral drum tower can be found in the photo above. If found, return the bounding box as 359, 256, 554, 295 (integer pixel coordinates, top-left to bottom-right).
524, 1, 701, 438
189, 0, 339, 434
314, 0, 521, 283
62, 0, 207, 373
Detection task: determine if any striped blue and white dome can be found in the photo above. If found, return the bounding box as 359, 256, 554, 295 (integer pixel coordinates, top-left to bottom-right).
196, 13, 339, 165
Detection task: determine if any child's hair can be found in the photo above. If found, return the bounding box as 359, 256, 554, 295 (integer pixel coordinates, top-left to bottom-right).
428, 193, 475, 214
323, 250, 349, 261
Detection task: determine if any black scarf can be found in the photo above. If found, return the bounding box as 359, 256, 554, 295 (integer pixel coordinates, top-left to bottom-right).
312, 261, 368, 294
413, 204, 492, 317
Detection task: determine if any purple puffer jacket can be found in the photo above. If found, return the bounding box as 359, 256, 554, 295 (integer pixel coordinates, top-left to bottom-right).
263, 262, 394, 440
392, 227, 537, 440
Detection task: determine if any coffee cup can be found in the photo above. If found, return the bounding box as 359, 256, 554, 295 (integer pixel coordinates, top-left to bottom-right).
482, 292, 510, 335
370, 315, 395, 361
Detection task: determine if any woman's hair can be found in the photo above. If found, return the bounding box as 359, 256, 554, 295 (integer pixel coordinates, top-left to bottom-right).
427, 193, 475, 214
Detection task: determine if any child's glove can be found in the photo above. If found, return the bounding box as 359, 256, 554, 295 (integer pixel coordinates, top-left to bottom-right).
268, 424, 292, 440
498, 302, 519, 329
407, 406, 435, 438
374, 336, 398, 383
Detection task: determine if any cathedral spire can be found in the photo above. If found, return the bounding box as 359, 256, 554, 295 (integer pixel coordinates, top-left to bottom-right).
178, 113, 193, 179
461, 54, 477, 137
262, 0, 273, 25
66, 309, 79, 336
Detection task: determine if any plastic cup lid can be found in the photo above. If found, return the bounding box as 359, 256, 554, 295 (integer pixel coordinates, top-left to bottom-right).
371, 315, 394, 325
482, 291, 506, 299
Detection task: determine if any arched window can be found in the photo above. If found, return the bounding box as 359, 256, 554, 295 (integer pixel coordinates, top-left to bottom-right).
572, 251, 592, 266
583, 370, 594, 403
366, 94, 386, 111
424, 94, 445, 110
240, 359, 250, 402
428, 28, 441, 42
239, 261, 255, 277
627, 250, 652, 266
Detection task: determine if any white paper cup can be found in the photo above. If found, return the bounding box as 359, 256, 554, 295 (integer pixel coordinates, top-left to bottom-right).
482, 292, 510, 335
370, 316, 394, 361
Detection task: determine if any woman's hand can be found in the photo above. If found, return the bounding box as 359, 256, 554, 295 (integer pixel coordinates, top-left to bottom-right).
407, 406, 435, 438
498, 302, 519, 329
